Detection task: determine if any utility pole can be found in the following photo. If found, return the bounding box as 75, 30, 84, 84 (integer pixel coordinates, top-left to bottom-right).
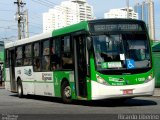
126, 0, 129, 18
14, 0, 26, 40
24, 10, 29, 38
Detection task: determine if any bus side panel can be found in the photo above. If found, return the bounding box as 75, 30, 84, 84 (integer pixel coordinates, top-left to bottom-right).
33, 72, 55, 96
15, 66, 55, 97
5, 68, 11, 91
89, 54, 97, 100
15, 66, 34, 95
53, 71, 76, 99
86, 77, 92, 100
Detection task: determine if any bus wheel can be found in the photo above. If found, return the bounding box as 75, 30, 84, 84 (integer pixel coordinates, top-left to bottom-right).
61, 81, 72, 103
17, 81, 23, 98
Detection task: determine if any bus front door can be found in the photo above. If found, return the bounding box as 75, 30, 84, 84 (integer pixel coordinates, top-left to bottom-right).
74, 36, 87, 98
9, 50, 16, 92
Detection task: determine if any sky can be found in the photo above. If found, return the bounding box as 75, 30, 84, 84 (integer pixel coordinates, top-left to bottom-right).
0, 0, 160, 42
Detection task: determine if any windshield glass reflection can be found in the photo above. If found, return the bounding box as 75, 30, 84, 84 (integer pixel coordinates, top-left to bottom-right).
92, 34, 151, 70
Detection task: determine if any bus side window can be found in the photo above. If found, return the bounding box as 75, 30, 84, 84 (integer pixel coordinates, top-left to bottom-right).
24, 44, 32, 66
34, 58, 41, 71
5, 50, 9, 68
16, 46, 23, 66
42, 40, 50, 71
51, 38, 61, 70
61, 36, 73, 69
33, 42, 41, 71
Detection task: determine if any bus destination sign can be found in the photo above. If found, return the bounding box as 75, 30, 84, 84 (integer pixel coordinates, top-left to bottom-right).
93, 24, 142, 32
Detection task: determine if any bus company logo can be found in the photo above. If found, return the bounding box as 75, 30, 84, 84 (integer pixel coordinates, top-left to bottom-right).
42, 73, 52, 81
24, 69, 32, 76
109, 77, 124, 82
119, 78, 124, 82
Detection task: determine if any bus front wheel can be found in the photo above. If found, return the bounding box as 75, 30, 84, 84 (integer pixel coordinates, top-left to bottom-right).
61, 81, 72, 103
17, 81, 23, 98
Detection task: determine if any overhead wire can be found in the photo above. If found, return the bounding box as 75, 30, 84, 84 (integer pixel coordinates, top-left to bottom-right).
31, 0, 79, 15
31, 0, 54, 8
0, 10, 13, 12
0, 27, 17, 31
0, 20, 16, 22
29, 0, 79, 34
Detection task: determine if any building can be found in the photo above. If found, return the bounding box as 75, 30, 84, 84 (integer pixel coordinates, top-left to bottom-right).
104, 7, 138, 19
43, 0, 94, 32
134, 0, 155, 40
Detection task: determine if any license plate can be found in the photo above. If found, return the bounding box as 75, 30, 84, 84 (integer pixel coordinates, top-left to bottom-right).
123, 89, 133, 95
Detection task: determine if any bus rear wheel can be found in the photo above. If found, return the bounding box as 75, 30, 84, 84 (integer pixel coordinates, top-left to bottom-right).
17, 81, 23, 98
61, 81, 72, 103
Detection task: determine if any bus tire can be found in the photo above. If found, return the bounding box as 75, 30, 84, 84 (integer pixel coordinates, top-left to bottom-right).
61, 81, 72, 104
17, 80, 23, 98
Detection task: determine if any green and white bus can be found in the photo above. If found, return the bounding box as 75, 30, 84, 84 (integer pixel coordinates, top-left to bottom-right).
5, 19, 154, 103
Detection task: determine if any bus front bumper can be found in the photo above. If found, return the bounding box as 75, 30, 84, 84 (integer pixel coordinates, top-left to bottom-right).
91, 78, 155, 100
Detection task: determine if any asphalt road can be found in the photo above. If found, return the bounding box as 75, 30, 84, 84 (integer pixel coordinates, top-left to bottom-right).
0, 89, 160, 120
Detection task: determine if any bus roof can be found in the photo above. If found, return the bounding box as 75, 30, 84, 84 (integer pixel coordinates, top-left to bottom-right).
5, 32, 51, 49
88, 18, 145, 24
52, 21, 89, 37
52, 19, 145, 37
5, 21, 89, 49
5, 19, 145, 49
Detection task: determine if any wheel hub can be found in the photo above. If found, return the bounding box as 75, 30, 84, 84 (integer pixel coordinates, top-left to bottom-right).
64, 86, 71, 98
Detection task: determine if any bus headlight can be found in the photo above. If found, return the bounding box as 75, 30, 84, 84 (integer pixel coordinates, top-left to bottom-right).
96, 74, 109, 85
145, 74, 153, 83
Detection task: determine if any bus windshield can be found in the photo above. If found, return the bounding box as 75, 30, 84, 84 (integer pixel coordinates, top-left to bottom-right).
93, 34, 151, 71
